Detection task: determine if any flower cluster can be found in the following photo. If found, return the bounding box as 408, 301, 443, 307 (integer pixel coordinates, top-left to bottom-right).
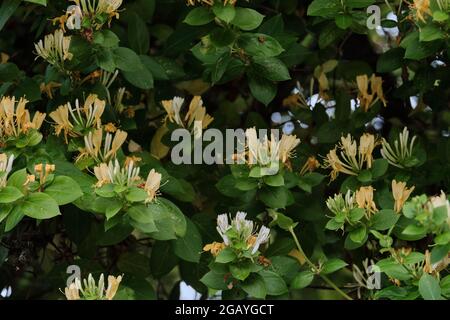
381, 127, 418, 169
0, 96, 46, 143
204, 212, 271, 256
161, 96, 214, 134
93, 159, 162, 203
323, 133, 377, 181
34, 30, 72, 69
49, 94, 106, 143
234, 128, 300, 174
76, 128, 127, 164
64, 273, 122, 300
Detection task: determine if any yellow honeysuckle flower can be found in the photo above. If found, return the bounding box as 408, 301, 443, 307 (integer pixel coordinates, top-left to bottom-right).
323, 133, 377, 181
355, 186, 378, 214
50, 94, 107, 143
300, 156, 320, 176
356, 74, 387, 112
105, 275, 122, 300
392, 180, 415, 213
381, 127, 417, 169
0, 96, 46, 142
203, 242, 226, 256
409, 0, 431, 23
144, 169, 162, 203
78, 128, 127, 163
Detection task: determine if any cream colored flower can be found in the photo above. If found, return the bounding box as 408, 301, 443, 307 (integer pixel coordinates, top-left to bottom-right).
35, 29, 72, 68
359, 133, 376, 169
0, 153, 14, 188
105, 275, 122, 300
392, 180, 415, 213
427, 191, 449, 226
93, 159, 140, 188
50, 94, 106, 143
381, 127, 417, 169
64, 273, 122, 300
78, 128, 127, 163
279, 134, 301, 164
355, 186, 378, 215
144, 169, 162, 203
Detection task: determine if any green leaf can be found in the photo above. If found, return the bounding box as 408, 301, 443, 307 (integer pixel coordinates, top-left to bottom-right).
377, 48, 404, 73
263, 173, 284, 187
128, 205, 157, 232
260, 187, 291, 209
0, 0, 21, 31
252, 56, 290, 81
241, 273, 267, 299
370, 209, 399, 231
125, 187, 148, 203
247, 72, 277, 106
238, 33, 284, 57
0, 186, 24, 203
113, 47, 143, 72
349, 208, 365, 222
349, 225, 367, 244
44, 176, 83, 205
150, 241, 178, 278
259, 270, 288, 296
212, 3, 235, 23
128, 12, 150, 54
200, 269, 228, 290
215, 247, 237, 263
172, 218, 202, 263
308, 0, 341, 18
122, 55, 154, 90
24, 0, 47, 5
184, 7, 214, 26
148, 198, 186, 240
230, 263, 251, 281
5, 207, 24, 232
21, 193, 61, 219
93, 30, 120, 48
371, 159, 389, 178
335, 14, 352, 29
117, 252, 151, 277
291, 271, 314, 289
231, 8, 264, 31
419, 273, 442, 300
321, 258, 348, 274
419, 25, 444, 42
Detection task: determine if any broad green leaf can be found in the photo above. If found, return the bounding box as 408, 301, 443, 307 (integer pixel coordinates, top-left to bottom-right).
419, 273, 442, 300
21, 193, 61, 219
0, 186, 24, 203
231, 8, 264, 31
44, 176, 83, 205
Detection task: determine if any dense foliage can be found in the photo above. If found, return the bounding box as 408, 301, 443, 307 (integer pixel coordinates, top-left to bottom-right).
0, 0, 449, 300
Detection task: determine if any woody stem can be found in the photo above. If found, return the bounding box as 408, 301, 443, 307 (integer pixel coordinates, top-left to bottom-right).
288, 226, 353, 301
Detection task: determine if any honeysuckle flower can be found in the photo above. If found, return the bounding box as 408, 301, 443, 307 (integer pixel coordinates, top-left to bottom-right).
105, 275, 122, 300
323, 134, 377, 181
251, 226, 270, 254
64, 273, 122, 300
427, 191, 449, 226
300, 156, 320, 176
162, 96, 214, 134
40, 81, 62, 99
203, 242, 226, 256
49, 94, 106, 143
216, 213, 231, 245
359, 133, 377, 169
66, 4, 83, 30
35, 30, 72, 68
409, 0, 431, 23
144, 169, 162, 203
356, 74, 387, 112
392, 180, 415, 213
0, 96, 46, 142
381, 127, 417, 169
355, 186, 378, 214
93, 159, 140, 188
77, 128, 127, 163
69, 0, 123, 29
0, 153, 14, 188
240, 127, 300, 169
34, 163, 56, 185
326, 191, 356, 217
